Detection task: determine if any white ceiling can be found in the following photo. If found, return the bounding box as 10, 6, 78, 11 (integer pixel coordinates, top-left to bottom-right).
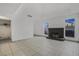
0, 3, 79, 20
41, 3, 79, 18
0, 3, 21, 18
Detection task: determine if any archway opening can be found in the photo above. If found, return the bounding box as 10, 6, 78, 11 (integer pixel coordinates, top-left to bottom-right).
0, 16, 11, 42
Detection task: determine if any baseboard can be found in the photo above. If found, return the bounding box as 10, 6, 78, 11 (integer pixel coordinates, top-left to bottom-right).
34, 34, 48, 37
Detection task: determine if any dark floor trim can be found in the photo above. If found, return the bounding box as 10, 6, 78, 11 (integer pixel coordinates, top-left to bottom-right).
34, 34, 79, 43
65, 39, 79, 43
34, 34, 48, 37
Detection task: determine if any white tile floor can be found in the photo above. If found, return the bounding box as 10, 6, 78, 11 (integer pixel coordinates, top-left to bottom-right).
0, 37, 79, 56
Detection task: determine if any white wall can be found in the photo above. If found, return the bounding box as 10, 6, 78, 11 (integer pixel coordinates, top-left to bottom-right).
33, 4, 44, 35
11, 4, 33, 41
33, 3, 79, 41
41, 4, 79, 41
74, 13, 79, 41
33, 4, 71, 35
10, 3, 79, 41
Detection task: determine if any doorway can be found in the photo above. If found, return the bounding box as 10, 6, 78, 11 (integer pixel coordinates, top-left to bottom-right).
0, 17, 11, 41
43, 21, 49, 36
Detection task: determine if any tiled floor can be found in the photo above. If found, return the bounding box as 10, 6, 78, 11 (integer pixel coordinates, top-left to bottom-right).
0, 37, 79, 56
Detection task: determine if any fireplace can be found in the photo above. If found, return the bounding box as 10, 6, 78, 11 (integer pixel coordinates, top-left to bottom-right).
48, 28, 64, 41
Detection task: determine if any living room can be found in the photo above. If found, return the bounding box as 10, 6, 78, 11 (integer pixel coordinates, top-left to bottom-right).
0, 3, 79, 56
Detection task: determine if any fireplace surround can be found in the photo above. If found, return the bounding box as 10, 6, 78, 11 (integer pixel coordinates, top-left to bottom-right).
48, 28, 64, 41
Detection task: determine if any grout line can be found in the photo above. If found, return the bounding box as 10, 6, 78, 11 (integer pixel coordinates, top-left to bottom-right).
23, 42, 42, 56
17, 43, 39, 56
8, 41, 14, 56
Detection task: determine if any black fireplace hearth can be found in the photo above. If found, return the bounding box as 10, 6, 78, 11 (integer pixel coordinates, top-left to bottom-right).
48, 28, 64, 41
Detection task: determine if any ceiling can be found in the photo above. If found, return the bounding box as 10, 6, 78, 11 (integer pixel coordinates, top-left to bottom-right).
0, 3, 79, 20
41, 3, 79, 18
0, 3, 21, 18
